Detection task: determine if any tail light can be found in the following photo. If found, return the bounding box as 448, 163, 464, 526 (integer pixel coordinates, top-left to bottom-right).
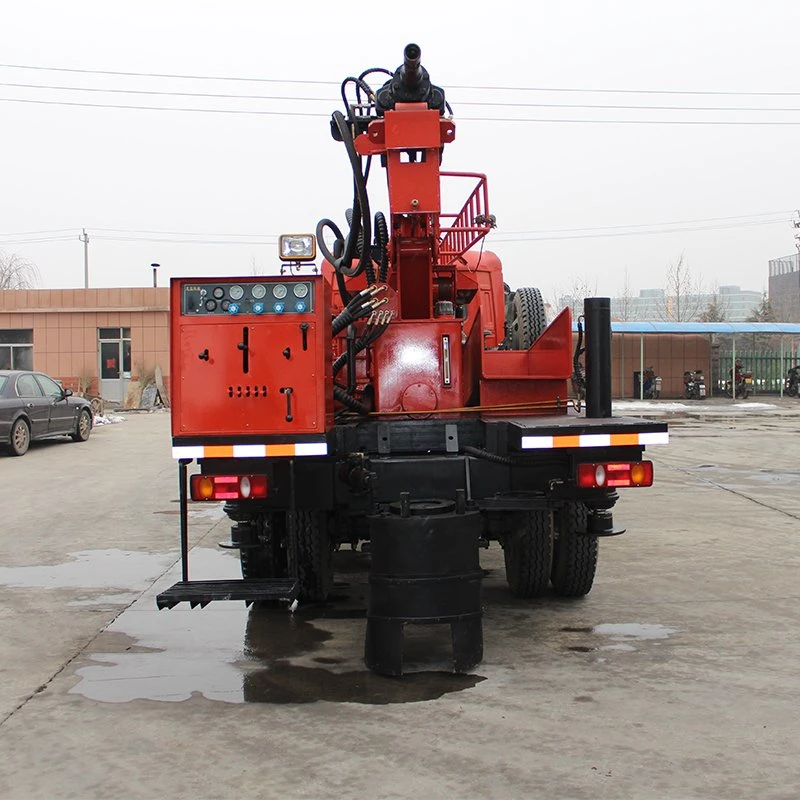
190, 474, 268, 501
577, 461, 653, 489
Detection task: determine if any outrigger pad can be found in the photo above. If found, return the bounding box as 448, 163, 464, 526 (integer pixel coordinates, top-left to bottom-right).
156, 578, 298, 610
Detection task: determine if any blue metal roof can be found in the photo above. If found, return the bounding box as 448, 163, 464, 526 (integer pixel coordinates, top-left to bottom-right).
571, 321, 800, 334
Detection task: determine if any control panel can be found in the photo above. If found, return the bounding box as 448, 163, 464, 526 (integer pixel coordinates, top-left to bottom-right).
182, 281, 315, 316
170, 276, 333, 439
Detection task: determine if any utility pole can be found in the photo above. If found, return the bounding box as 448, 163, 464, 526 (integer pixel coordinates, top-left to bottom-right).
79, 228, 89, 288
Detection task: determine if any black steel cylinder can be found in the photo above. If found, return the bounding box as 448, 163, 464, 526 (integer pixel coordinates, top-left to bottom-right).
402, 43, 423, 87
585, 297, 612, 418
365, 501, 484, 674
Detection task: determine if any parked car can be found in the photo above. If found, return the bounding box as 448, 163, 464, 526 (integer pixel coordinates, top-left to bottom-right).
0, 370, 93, 456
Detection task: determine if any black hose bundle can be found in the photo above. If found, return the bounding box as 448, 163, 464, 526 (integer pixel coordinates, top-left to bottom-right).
332, 311, 393, 375
316, 111, 372, 279
572, 315, 586, 400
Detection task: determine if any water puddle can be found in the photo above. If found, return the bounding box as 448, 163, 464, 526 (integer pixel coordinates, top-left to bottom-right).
69, 549, 484, 705
593, 623, 677, 640
0, 549, 175, 591
593, 623, 678, 652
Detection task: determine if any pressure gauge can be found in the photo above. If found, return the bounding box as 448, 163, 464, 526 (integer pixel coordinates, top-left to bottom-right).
204, 299, 217, 312
229, 285, 245, 301
293, 283, 309, 298
273, 284, 288, 299
251, 284, 267, 299
212, 286, 225, 300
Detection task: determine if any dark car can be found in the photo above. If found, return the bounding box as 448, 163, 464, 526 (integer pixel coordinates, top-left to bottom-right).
0, 370, 93, 456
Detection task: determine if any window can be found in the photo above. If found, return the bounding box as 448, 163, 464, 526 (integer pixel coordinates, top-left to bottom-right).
36, 374, 63, 398
16, 374, 43, 398
0, 329, 33, 370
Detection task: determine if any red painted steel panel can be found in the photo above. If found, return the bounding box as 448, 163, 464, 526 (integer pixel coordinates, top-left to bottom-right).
170, 277, 332, 438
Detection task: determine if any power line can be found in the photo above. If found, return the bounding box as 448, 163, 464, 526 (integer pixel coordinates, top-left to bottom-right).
0, 81, 333, 104
92, 226, 279, 237
2, 61, 799, 98
7, 95, 800, 125
496, 211, 793, 236
0, 96, 326, 117
92, 235, 279, 245
491, 218, 788, 243
0, 212, 791, 244
0, 226, 79, 237
0, 62, 339, 86
7, 81, 800, 113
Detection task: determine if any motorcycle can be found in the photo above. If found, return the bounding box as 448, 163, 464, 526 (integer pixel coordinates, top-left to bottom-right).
642, 366, 661, 399
786, 365, 800, 397
683, 370, 706, 400
725, 361, 753, 399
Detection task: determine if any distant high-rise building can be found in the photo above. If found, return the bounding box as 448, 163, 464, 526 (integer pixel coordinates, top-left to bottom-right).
609, 285, 760, 322
768, 253, 800, 322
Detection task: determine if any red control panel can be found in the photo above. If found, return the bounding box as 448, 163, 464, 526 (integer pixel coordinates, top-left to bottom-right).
170, 276, 332, 439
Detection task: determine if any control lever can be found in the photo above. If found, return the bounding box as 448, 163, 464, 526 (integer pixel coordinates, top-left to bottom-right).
237, 327, 250, 374
280, 387, 294, 422
198, 349, 209, 361
300, 323, 309, 351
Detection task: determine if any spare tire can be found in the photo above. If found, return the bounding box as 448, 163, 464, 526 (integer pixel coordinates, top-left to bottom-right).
509, 287, 546, 350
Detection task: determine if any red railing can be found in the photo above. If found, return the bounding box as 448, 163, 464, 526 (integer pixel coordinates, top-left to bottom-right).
437, 172, 491, 265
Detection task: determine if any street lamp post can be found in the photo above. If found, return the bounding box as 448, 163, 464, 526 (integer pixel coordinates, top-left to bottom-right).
151, 263, 160, 288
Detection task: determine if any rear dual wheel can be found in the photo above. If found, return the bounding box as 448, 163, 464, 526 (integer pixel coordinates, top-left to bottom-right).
501, 503, 598, 598
502, 510, 553, 598
240, 510, 333, 604
552, 501, 598, 597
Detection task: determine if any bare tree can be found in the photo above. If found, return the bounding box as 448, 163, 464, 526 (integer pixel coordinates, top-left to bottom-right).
553, 275, 598, 320
0, 251, 39, 289
660, 254, 704, 322
616, 266, 634, 321
699, 284, 728, 322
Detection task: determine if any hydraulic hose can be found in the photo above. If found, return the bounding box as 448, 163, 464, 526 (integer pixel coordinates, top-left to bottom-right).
316, 111, 372, 279
374, 211, 389, 282
333, 385, 370, 415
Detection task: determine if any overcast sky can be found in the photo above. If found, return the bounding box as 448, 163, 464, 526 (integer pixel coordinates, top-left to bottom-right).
1, 0, 798, 304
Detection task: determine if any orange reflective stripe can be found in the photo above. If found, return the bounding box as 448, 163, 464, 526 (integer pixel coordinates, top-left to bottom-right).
204, 445, 234, 458
553, 435, 581, 449
265, 444, 296, 457
611, 433, 641, 446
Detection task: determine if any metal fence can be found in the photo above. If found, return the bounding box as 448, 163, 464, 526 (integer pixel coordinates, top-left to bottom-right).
716, 350, 799, 395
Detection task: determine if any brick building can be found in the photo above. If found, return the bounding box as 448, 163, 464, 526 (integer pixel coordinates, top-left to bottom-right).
0, 287, 169, 403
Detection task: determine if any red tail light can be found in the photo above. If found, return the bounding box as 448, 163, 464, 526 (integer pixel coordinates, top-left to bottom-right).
190, 474, 268, 501
577, 461, 653, 489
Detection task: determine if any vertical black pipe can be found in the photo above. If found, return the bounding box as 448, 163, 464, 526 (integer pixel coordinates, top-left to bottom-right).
585, 297, 612, 418
178, 459, 190, 582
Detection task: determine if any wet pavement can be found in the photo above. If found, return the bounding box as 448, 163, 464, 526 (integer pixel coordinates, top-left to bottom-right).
1, 411, 799, 799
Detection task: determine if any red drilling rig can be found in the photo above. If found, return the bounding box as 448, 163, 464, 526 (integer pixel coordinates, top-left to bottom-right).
158, 44, 668, 675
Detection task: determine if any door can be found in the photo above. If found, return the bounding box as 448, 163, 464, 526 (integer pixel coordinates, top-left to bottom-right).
35, 373, 75, 434
98, 328, 131, 403
15, 373, 50, 439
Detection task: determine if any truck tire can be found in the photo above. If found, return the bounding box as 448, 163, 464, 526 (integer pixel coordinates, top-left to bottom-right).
288, 510, 333, 603
510, 287, 547, 350
240, 514, 287, 580
551, 502, 598, 597
502, 510, 553, 598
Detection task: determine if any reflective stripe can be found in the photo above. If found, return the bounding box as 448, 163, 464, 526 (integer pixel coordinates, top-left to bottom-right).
520, 431, 668, 449
172, 441, 328, 459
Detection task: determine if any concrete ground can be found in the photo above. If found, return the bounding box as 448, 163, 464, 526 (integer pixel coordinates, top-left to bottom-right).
0, 403, 798, 799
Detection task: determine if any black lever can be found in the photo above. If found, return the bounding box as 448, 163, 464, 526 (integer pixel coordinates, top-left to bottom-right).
198, 349, 209, 361
300, 323, 309, 351
283, 347, 291, 360
237, 327, 250, 374
280, 387, 294, 422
